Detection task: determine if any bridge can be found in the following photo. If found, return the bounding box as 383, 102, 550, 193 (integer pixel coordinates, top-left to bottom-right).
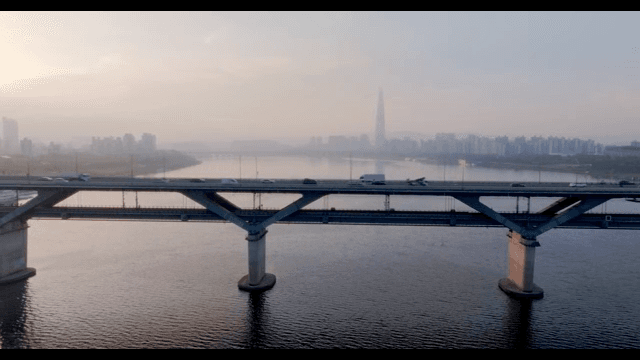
1, 175, 639, 299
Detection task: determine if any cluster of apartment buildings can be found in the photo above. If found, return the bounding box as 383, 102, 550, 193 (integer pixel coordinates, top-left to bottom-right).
420, 134, 604, 156
90, 133, 157, 154
306, 133, 605, 156
1, 116, 159, 156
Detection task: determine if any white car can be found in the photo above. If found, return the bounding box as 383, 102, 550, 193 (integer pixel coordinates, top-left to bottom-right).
261, 179, 275, 184
54, 178, 69, 183
569, 183, 587, 187
39, 177, 54, 181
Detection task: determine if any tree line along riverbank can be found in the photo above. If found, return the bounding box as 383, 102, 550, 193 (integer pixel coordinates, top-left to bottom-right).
0, 150, 201, 177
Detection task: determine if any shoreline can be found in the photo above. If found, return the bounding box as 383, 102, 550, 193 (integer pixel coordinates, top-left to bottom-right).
0, 150, 202, 178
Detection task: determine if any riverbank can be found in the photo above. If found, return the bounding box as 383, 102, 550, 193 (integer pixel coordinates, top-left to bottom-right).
0, 150, 201, 177
446, 154, 640, 181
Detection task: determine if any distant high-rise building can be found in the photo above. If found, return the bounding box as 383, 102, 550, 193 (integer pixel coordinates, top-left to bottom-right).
139, 133, 157, 152
2, 117, 19, 154
123, 133, 136, 153
20, 137, 33, 157
375, 88, 386, 148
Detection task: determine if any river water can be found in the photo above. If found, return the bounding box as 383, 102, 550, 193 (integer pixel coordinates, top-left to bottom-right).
1, 155, 639, 348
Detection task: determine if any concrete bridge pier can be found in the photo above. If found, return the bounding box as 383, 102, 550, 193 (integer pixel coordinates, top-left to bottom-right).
499, 230, 543, 299
0, 220, 36, 285
238, 229, 276, 292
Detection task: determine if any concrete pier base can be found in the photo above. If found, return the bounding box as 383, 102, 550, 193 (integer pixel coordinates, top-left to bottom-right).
0, 221, 35, 285
0, 267, 36, 285
238, 273, 276, 292
499, 230, 544, 299
238, 229, 276, 292
498, 278, 543, 299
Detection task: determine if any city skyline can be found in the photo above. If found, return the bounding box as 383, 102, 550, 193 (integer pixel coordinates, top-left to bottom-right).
0, 111, 630, 156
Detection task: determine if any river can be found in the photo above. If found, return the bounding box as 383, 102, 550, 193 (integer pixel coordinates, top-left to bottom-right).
1, 155, 639, 348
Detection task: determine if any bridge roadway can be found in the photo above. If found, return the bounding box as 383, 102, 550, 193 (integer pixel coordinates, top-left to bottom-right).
0, 175, 639, 198
1, 175, 639, 297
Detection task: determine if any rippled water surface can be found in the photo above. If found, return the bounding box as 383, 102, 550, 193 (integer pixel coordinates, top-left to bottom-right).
1, 156, 639, 348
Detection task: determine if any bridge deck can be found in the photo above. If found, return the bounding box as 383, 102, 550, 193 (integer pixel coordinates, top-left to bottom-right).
1, 176, 638, 235
1, 176, 639, 198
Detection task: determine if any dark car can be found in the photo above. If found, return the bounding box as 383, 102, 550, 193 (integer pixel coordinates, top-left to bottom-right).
190, 178, 206, 183
619, 180, 635, 186
303, 178, 317, 184
511, 183, 525, 187
371, 180, 386, 185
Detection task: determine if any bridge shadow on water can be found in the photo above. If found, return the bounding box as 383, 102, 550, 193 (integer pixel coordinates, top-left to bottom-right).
501, 297, 534, 349
235, 283, 538, 349
0, 281, 30, 349
242, 291, 269, 349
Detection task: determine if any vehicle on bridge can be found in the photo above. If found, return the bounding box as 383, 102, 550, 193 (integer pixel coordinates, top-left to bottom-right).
511, 183, 525, 187
569, 183, 587, 187
359, 174, 385, 183
303, 178, 317, 184
58, 172, 91, 181
221, 179, 238, 184
408, 177, 427, 186
190, 178, 206, 183
261, 179, 276, 184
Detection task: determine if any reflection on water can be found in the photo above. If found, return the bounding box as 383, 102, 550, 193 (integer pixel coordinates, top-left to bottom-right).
0, 282, 30, 349
1, 155, 639, 348
243, 292, 267, 349
503, 298, 534, 349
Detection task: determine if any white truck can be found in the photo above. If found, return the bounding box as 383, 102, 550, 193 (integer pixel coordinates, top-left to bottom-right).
359, 174, 385, 183
58, 172, 91, 181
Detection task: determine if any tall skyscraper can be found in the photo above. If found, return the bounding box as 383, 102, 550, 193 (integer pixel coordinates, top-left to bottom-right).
2, 117, 19, 154
375, 88, 386, 148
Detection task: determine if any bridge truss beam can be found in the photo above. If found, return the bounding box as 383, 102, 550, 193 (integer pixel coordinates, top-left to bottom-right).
0, 189, 77, 229
453, 195, 613, 239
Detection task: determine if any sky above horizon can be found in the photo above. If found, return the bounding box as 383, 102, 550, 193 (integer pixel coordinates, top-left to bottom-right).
0, 11, 638, 146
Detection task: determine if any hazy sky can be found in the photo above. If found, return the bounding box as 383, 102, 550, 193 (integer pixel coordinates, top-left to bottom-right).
1, 11, 639, 146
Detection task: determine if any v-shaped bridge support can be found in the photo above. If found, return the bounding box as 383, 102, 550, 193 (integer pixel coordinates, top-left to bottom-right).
452, 195, 611, 299
181, 190, 326, 291
453, 195, 610, 239
181, 190, 326, 234
0, 189, 78, 229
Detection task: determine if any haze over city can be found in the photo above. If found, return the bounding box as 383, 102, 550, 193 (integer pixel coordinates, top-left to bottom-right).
1, 11, 639, 147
